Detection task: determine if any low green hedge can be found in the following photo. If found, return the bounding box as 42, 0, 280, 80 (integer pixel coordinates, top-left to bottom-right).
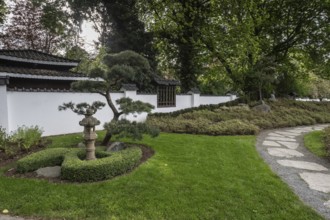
17, 148, 71, 173
61, 147, 142, 182
16, 146, 142, 182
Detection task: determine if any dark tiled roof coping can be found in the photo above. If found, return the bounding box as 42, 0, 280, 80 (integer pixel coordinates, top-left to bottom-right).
0, 49, 79, 62
188, 88, 201, 94
0, 50, 79, 67
120, 83, 138, 91
0, 66, 84, 78
153, 74, 181, 86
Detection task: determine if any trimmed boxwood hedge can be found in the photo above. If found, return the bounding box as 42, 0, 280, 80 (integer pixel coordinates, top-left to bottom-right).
17, 148, 71, 173
16, 147, 142, 182
61, 147, 142, 182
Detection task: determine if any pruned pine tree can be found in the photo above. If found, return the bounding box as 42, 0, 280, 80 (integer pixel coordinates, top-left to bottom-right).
71, 50, 159, 145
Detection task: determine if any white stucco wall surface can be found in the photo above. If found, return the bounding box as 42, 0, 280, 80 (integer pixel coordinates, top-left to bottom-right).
199, 95, 236, 105
4, 91, 237, 136
6, 92, 123, 136
0, 85, 9, 131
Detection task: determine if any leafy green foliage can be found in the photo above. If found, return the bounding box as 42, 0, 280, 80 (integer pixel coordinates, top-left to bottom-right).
67, 0, 157, 68
10, 126, 43, 151
71, 50, 154, 95
148, 100, 330, 135
142, 0, 330, 96
58, 101, 105, 115
0, 126, 43, 159
0, 0, 77, 53
65, 46, 91, 73
141, 0, 211, 92
61, 147, 142, 182
70, 50, 158, 145
116, 98, 154, 115
0, 126, 6, 150
0, 0, 6, 24
104, 119, 159, 140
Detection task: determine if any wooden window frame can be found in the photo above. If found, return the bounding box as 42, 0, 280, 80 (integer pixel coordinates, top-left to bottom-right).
157, 85, 176, 107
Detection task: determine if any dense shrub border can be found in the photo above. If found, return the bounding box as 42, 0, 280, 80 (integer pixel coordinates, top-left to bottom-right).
16, 147, 142, 182
147, 99, 330, 135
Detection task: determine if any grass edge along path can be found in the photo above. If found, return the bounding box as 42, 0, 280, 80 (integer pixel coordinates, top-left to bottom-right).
0, 133, 323, 220
304, 130, 327, 158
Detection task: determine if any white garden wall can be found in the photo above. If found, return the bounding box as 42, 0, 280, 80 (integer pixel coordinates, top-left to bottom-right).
200, 95, 236, 105
0, 86, 237, 136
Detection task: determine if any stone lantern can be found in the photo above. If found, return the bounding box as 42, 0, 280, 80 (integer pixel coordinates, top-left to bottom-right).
79, 108, 100, 160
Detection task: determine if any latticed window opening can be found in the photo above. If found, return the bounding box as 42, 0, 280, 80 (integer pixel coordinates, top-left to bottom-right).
157, 86, 176, 107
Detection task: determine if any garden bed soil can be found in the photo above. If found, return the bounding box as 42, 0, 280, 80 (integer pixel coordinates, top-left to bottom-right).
3, 144, 154, 183
0, 143, 48, 167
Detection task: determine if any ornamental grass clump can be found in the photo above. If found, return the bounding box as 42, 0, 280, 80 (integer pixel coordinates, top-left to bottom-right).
0, 126, 43, 159
10, 126, 43, 151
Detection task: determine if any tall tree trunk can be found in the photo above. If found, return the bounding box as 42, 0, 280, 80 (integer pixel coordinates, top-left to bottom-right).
101, 91, 121, 146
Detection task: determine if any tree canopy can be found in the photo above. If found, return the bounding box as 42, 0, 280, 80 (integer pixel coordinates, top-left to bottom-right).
0, 0, 78, 53
67, 0, 157, 69
140, 0, 330, 97
2, 0, 330, 99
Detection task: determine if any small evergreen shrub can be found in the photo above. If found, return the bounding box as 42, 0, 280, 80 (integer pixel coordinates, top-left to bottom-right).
1, 126, 44, 159
17, 148, 71, 173
208, 119, 260, 135
61, 147, 142, 182
104, 119, 159, 140
10, 126, 43, 151
0, 127, 6, 149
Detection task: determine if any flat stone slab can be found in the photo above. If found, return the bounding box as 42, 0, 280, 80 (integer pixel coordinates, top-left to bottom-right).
275, 131, 300, 137
268, 133, 284, 137
313, 126, 329, 131
314, 127, 325, 131
262, 140, 281, 147
324, 200, 330, 208
294, 128, 314, 133
277, 141, 299, 149
300, 172, 330, 193
266, 136, 296, 142
284, 130, 304, 134
277, 160, 328, 171
268, 148, 304, 158
36, 166, 61, 178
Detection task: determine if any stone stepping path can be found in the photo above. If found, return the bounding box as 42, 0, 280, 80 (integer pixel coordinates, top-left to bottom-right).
256, 124, 330, 219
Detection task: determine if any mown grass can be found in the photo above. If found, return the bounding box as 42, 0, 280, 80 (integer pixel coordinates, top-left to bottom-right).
304, 131, 327, 157
0, 132, 322, 220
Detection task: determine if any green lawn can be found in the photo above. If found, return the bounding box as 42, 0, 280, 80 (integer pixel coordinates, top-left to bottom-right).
304, 131, 327, 157
0, 133, 322, 220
